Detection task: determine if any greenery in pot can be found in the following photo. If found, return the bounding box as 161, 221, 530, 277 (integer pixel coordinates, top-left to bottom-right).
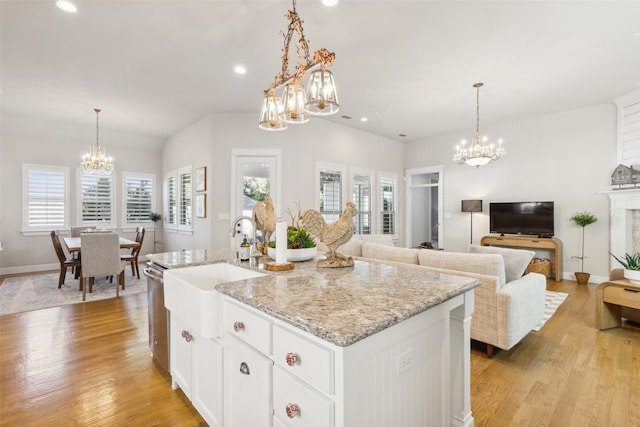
610, 252, 640, 271
149, 212, 162, 222
570, 211, 597, 273
268, 226, 316, 250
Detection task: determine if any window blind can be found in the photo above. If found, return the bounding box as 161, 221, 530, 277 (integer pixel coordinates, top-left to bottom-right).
125, 175, 153, 223
27, 168, 66, 227
167, 176, 177, 226
319, 170, 342, 223
379, 175, 396, 235
352, 173, 371, 234
179, 171, 192, 226
81, 174, 112, 224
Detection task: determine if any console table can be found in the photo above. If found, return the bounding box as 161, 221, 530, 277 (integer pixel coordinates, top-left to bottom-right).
596, 279, 640, 330
480, 235, 563, 281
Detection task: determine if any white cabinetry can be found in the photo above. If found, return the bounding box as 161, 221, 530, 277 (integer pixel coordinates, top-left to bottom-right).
221, 292, 474, 427
169, 312, 223, 427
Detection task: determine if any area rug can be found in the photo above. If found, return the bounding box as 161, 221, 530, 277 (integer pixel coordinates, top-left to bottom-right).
0, 271, 147, 316
532, 290, 569, 332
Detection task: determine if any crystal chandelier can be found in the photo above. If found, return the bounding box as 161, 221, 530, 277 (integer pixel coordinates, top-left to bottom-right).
453, 83, 505, 168
258, 0, 339, 131
81, 108, 114, 175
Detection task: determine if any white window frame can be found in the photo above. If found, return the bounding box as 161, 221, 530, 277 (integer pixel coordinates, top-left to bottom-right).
316, 162, 347, 224
350, 167, 374, 235
122, 171, 156, 231
22, 164, 70, 235
377, 171, 398, 239
164, 167, 192, 235
76, 167, 116, 229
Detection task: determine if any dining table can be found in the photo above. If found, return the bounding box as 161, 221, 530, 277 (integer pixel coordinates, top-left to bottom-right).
63, 236, 140, 254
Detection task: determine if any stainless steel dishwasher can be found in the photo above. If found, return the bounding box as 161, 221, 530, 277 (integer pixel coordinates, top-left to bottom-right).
143, 262, 169, 372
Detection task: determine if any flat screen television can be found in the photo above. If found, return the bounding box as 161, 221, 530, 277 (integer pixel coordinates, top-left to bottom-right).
489, 201, 554, 237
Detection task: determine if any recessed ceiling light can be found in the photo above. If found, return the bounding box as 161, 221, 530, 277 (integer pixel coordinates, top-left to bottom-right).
234, 65, 247, 75
360, 117, 368, 122
56, 1, 77, 13
322, 0, 339, 7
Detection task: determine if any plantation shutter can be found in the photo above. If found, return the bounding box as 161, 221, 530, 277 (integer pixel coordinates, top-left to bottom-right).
319, 169, 342, 223
352, 173, 372, 234
27, 167, 67, 227
81, 174, 113, 224
167, 175, 177, 227
125, 175, 153, 223
379, 174, 397, 235
179, 170, 192, 226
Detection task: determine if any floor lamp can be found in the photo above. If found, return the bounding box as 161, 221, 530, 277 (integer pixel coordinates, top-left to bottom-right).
461, 200, 483, 244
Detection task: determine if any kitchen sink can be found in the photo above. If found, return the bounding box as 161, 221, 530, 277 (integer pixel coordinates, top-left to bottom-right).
164, 262, 266, 338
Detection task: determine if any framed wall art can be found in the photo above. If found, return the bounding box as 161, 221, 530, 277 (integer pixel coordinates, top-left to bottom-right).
196, 193, 206, 218
195, 167, 206, 192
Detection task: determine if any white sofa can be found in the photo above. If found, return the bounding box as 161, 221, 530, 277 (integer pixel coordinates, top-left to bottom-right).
332, 237, 546, 357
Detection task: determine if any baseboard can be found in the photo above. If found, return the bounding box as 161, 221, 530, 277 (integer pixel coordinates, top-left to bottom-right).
1, 263, 59, 276
561, 271, 609, 284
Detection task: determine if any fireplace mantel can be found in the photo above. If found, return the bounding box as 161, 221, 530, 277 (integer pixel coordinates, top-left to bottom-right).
602, 188, 640, 260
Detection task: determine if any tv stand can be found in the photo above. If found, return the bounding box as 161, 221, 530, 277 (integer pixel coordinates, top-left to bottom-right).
481, 235, 563, 281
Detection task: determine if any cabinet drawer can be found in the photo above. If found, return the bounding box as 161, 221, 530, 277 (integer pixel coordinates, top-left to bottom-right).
603, 286, 640, 309
273, 366, 334, 427
223, 299, 273, 355
273, 325, 334, 395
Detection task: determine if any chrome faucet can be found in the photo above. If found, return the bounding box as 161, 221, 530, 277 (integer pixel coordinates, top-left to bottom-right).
229, 215, 262, 259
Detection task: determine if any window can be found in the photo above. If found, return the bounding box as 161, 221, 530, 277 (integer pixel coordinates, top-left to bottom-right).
77, 170, 114, 227
165, 167, 192, 234
123, 172, 155, 228
351, 169, 373, 235
22, 164, 69, 234
378, 172, 398, 237
317, 163, 346, 223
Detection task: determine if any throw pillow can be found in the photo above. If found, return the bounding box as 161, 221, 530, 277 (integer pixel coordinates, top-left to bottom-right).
468, 244, 535, 282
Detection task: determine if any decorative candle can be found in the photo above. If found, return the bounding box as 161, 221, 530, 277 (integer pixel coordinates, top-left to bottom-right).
275, 219, 287, 264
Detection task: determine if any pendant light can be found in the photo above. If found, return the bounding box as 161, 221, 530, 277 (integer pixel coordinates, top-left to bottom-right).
81, 108, 113, 175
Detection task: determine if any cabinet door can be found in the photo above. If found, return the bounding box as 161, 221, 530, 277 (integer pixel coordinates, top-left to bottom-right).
224, 333, 273, 427
192, 337, 223, 427
169, 314, 192, 399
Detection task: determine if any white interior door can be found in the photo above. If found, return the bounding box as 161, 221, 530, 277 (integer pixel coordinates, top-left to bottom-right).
405, 166, 443, 249
230, 150, 280, 246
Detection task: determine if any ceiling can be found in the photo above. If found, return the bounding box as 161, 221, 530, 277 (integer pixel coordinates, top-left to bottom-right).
2, 0, 640, 146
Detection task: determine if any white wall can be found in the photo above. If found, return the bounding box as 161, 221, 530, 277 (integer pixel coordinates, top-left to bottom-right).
404, 103, 617, 281
0, 113, 163, 273
160, 113, 405, 252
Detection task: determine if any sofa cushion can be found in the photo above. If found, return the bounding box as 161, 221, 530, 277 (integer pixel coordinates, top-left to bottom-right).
468, 244, 535, 282
417, 250, 506, 286
361, 242, 419, 265
337, 238, 364, 257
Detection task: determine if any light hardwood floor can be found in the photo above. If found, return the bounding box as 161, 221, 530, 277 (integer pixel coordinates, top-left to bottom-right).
1, 276, 638, 426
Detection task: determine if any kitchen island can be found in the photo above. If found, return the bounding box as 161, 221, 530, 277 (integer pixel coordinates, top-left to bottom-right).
163, 253, 479, 427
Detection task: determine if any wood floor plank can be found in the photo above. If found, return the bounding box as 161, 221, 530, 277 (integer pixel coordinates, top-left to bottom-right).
2, 275, 640, 426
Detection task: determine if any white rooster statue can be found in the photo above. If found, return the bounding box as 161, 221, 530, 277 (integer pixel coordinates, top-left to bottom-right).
300, 201, 357, 268
252, 196, 276, 254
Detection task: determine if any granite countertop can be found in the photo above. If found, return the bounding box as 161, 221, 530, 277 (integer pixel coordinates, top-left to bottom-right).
146, 248, 232, 269
216, 256, 480, 347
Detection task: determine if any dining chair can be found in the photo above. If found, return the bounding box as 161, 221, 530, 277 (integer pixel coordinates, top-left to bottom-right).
80, 232, 125, 301
51, 230, 82, 288
121, 226, 145, 279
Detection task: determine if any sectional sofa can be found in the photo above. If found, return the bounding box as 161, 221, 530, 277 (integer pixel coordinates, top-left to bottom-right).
324, 235, 547, 357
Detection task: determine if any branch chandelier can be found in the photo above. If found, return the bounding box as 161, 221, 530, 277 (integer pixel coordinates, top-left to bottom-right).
258, 0, 339, 131
453, 83, 506, 168
81, 108, 114, 175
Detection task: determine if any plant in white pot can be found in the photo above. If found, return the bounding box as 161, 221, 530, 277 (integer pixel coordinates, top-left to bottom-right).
570, 211, 597, 284
610, 252, 640, 285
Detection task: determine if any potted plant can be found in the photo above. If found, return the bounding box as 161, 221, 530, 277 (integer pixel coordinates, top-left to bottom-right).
610, 252, 640, 285
570, 211, 597, 284
267, 225, 317, 261
149, 212, 162, 253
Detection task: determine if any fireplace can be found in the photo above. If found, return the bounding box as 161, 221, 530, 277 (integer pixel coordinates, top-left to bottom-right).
604, 189, 640, 264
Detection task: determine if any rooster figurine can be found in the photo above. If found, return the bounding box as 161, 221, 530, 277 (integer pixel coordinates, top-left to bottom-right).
252, 196, 276, 253
300, 202, 357, 268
